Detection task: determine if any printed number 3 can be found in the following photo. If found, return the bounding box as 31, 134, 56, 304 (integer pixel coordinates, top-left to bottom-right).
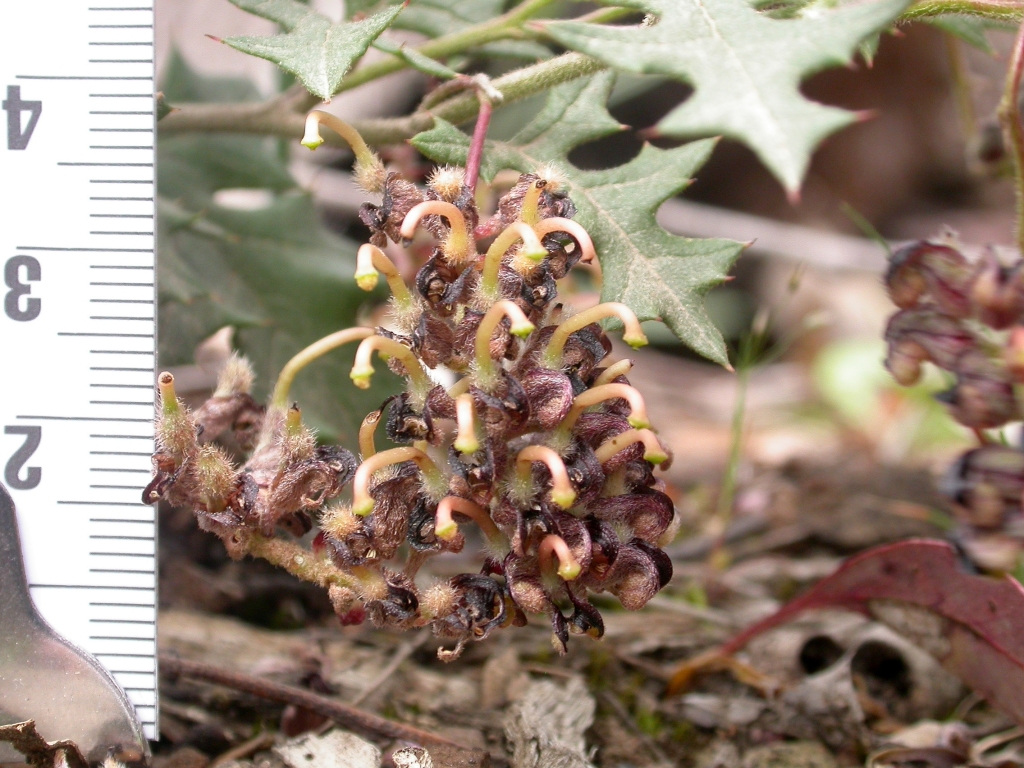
4, 426, 41, 490
4, 255, 40, 322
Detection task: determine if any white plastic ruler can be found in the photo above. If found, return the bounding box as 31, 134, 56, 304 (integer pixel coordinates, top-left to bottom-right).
0, 3, 157, 738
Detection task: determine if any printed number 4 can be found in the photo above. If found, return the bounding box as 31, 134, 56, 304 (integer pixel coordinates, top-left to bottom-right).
4, 426, 41, 490
3, 86, 41, 150
5, 255, 40, 322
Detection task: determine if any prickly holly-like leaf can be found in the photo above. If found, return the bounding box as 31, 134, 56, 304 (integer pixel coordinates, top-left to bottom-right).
222, 0, 404, 100
540, 0, 910, 193
412, 73, 743, 365
158, 54, 399, 444
668, 539, 1024, 724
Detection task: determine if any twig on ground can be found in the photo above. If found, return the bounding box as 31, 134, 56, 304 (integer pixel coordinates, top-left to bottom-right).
159, 654, 466, 749
349, 630, 430, 707
209, 733, 276, 768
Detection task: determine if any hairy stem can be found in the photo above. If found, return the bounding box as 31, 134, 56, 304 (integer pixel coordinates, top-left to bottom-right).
158, 52, 603, 145
238, 531, 356, 589
999, 19, 1024, 254
334, 0, 560, 96
902, 0, 1023, 21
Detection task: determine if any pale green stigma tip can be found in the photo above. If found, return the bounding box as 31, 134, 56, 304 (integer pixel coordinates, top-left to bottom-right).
436, 522, 459, 541
645, 451, 668, 465
301, 129, 324, 150
627, 415, 651, 429
355, 271, 379, 291
511, 321, 535, 338
624, 334, 648, 349
353, 499, 375, 517
552, 490, 576, 510
558, 562, 581, 581
454, 437, 480, 454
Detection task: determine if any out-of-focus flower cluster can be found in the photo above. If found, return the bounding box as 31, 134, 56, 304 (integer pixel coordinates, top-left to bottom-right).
883, 239, 1024, 572
145, 113, 676, 659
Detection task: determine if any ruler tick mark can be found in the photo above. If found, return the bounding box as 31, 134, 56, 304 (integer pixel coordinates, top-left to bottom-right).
60, 332, 154, 337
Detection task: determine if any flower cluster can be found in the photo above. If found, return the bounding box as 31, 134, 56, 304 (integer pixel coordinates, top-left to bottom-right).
146, 112, 676, 659
883, 239, 1024, 570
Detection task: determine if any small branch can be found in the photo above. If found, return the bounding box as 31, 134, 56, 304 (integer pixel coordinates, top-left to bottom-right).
159, 52, 603, 145
902, 0, 1024, 21
159, 655, 466, 748
999, 20, 1024, 254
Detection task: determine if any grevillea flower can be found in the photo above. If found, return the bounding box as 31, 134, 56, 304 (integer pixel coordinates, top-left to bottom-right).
145, 115, 676, 660
882, 239, 1024, 569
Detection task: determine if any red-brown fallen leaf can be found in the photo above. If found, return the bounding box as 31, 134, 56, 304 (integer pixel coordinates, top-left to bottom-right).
667, 539, 1024, 723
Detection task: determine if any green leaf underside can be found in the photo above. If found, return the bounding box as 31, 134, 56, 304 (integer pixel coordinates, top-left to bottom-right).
413, 73, 744, 365
542, 0, 910, 193
158, 54, 399, 444
224, 0, 404, 100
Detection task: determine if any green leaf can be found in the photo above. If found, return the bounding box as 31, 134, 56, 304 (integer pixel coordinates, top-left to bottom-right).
223, 0, 404, 99
412, 73, 744, 365
541, 0, 910, 193
158, 58, 398, 444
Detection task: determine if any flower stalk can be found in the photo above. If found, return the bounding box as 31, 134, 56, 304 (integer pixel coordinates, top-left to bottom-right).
301, 111, 385, 193
352, 447, 445, 516
355, 244, 416, 311
474, 300, 535, 389
401, 200, 474, 265
454, 394, 480, 454
538, 534, 581, 580
434, 496, 506, 549
594, 429, 669, 466
350, 335, 432, 393
515, 445, 576, 509
272, 327, 375, 410
532, 217, 597, 264
480, 223, 548, 301
543, 302, 648, 369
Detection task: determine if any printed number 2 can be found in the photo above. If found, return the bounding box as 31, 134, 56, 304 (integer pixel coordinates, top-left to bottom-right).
5, 256, 40, 322
4, 426, 41, 490
3, 86, 42, 150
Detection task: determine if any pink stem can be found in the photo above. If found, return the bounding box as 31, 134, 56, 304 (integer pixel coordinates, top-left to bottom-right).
465, 94, 493, 193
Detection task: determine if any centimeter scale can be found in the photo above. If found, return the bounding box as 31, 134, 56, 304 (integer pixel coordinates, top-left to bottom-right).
0, 3, 157, 738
